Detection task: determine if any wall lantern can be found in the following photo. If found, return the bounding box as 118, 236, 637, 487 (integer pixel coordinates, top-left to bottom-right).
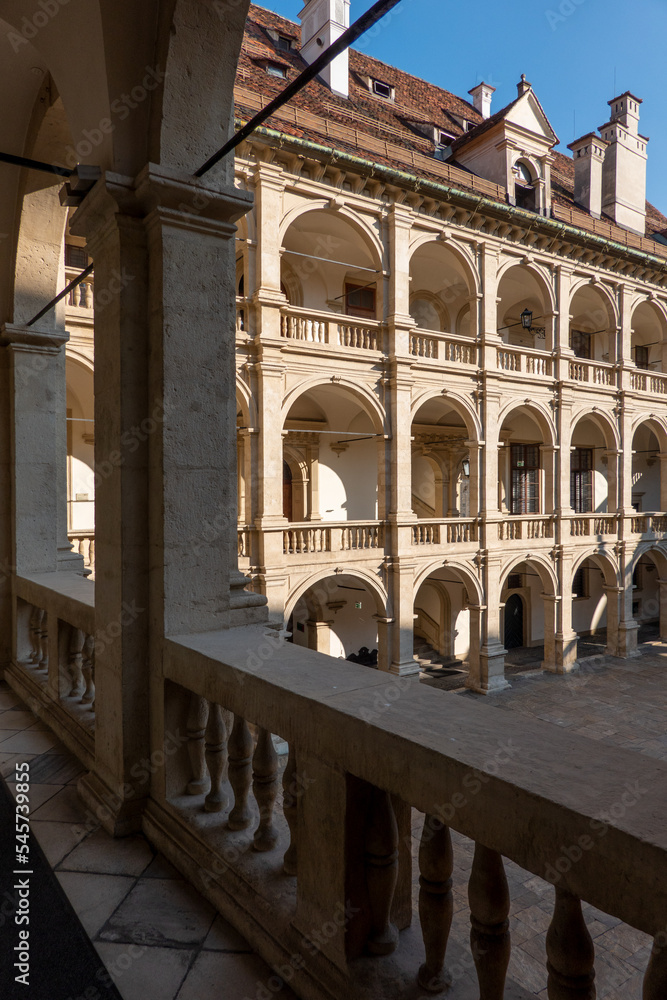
462, 459, 470, 477
521, 308, 533, 330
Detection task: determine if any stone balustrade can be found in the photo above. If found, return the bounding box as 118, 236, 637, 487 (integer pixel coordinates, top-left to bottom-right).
280, 307, 384, 352
496, 347, 553, 377
146, 624, 667, 1000
630, 370, 667, 395
568, 359, 617, 387
497, 516, 554, 541
631, 513, 667, 537
412, 519, 478, 546
569, 515, 619, 538
9, 573, 96, 769
65, 266, 94, 312
68, 530, 95, 576
282, 522, 383, 557
409, 331, 477, 366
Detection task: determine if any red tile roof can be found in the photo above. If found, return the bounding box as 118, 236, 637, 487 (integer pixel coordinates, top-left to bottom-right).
237, 4, 667, 254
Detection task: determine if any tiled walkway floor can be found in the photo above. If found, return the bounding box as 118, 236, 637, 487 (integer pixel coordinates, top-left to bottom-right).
0, 682, 296, 1000
2, 645, 665, 999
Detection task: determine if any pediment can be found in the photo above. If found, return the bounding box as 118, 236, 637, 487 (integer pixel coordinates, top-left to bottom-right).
504, 91, 559, 147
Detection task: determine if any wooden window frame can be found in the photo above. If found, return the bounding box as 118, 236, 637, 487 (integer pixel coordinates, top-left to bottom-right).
570, 447, 594, 514
510, 443, 540, 515
344, 282, 376, 320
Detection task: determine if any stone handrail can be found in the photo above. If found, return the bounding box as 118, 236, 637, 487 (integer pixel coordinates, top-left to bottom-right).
631, 513, 667, 536
496, 346, 553, 377
10, 574, 96, 766
68, 530, 95, 576
155, 624, 667, 1000
630, 369, 667, 395
280, 306, 384, 352
570, 515, 618, 537
497, 516, 554, 540
283, 521, 383, 556
412, 519, 478, 545
409, 331, 477, 365
568, 358, 617, 387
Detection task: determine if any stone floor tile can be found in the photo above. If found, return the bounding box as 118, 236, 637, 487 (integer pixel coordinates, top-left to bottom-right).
203, 914, 254, 953
0, 752, 38, 777
59, 828, 155, 877
94, 942, 194, 1000
5, 779, 62, 811
28, 751, 86, 784
30, 819, 90, 866
0, 687, 21, 709
0, 709, 49, 731
56, 872, 136, 937
0, 729, 60, 753
176, 950, 298, 1000
141, 853, 183, 880
31, 784, 91, 824
99, 878, 216, 947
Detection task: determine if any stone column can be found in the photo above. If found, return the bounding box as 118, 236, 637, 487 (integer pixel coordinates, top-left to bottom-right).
619, 402, 636, 516
616, 543, 638, 657
657, 579, 667, 640
251, 162, 285, 339
464, 604, 483, 687
554, 549, 578, 672
540, 445, 557, 516
479, 246, 500, 370
603, 449, 620, 512
541, 595, 559, 672
481, 392, 502, 519
306, 442, 321, 521
385, 557, 419, 676
603, 585, 622, 656
659, 454, 667, 512
306, 619, 332, 654
473, 555, 508, 694
254, 356, 289, 619
466, 441, 481, 516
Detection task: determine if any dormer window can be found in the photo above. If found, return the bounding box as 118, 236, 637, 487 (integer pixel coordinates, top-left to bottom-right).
265, 62, 287, 79
372, 79, 393, 100
437, 130, 454, 146
276, 34, 293, 51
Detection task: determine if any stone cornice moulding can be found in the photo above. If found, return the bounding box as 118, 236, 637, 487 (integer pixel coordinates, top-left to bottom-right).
0, 323, 69, 351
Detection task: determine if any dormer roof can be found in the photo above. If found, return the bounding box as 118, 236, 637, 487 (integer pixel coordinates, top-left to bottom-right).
449, 85, 559, 155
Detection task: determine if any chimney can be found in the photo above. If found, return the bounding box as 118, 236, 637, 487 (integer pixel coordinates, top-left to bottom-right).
567, 133, 607, 219
598, 92, 648, 234
468, 81, 495, 120
299, 0, 350, 99
517, 74, 531, 97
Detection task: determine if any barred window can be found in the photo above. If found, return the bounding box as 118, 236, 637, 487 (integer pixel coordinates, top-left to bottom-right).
510, 444, 540, 515
570, 448, 593, 514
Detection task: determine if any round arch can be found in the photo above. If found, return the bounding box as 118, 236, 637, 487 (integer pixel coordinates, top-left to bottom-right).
499, 554, 558, 595
236, 380, 257, 429
569, 277, 619, 328
628, 542, 667, 576
281, 377, 387, 435
630, 295, 667, 327
571, 548, 620, 587
411, 388, 481, 441
279, 203, 384, 270
413, 558, 483, 606
407, 234, 481, 297
496, 259, 557, 314
630, 414, 667, 451
497, 398, 557, 447
569, 408, 620, 451
284, 568, 389, 626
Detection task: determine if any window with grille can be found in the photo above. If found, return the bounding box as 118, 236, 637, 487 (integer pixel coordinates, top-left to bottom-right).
635, 344, 650, 370
507, 573, 522, 590
572, 567, 588, 599
570, 448, 593, 513
510, 444, 540, 514
65, 244, 88, 269
345, 283, 376, 319
571, 330, 592, 359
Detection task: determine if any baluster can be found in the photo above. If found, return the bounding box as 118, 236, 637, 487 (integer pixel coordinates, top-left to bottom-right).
204, 702, 228, 812
282, 743, 298, 876
81, 634, 95, 705
468, 844, 510, 999
29, 606, 42, 663
227, 715, 254, 830
252, 728, 279, 851
68, 627, 85, 697
38, 612, 49, 669
85, 281, 94, 308
545, 888, 595, 999
417, 816, 453, 992
364, 787, 399, 956
644, 939, 667, 999
186, 693, 209, 795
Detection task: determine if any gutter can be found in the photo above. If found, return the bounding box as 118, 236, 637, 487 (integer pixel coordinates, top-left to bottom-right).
237, 120, 667, 275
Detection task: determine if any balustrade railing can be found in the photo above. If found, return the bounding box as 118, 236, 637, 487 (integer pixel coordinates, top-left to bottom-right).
65, 266, 94, 311
236, 297, 247, 334
631, 513, 667, 536
498, 516, 554, 540
279, 307, 383, 352
569, 359, 616, 386
409, 331, 476, 365
630, 369, 667, 394
156, 627, 667, 1000
497, 347, 552, 377
412, 519, 478, 545
283, 522, 384, 556
570, 515, 618, 537
68, 530, 95, 576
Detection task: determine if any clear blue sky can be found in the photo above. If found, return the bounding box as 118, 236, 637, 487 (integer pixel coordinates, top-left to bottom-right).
255, 0, 667, 216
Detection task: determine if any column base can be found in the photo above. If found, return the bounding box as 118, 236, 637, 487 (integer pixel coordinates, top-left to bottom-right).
387, 658, 421, 677
77, 771, 147, 838
468, 645, 510, 694
57, 545, 87, 574
546, 633, 579, 674
617, 622, 640, 659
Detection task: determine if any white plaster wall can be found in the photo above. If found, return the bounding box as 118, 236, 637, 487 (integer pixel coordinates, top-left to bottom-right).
318, 438, 378, 519
572, 567, 607, 634
66, 360, 95, 532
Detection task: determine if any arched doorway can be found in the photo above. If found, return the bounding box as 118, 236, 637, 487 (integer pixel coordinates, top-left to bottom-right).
504, 594, 524, 649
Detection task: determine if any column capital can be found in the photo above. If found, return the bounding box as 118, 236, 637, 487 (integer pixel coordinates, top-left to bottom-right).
0, 323, 68, 352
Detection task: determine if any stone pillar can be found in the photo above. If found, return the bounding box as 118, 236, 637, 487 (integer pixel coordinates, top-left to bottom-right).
659, 454, 667, 512
603, 585, 622, 656
603, 449, 620, 512
616, 544, 639, 657
464, 604, 482, 687
657, 580, 667, 640
386, 558, 419, 676
251, 162, 285, 339
479, 246, 500, 369
618, 283, 634, 368
540, 445, 557, 515
473, 555, 508, 694
466, 440, 481, 516
306, 442, 321, 521
306, 619, 331, 654
619, 402, 636, 516
255, 356, 289, 618
482, 392, 502, 518
554, 549, 578, 672
556, 392, 574, 518
541, 595, 559, 672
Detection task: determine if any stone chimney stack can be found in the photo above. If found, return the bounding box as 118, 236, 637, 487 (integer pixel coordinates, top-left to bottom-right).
567, 133, 608, 219
299, 0, 350, 99
468, 81, 495, 120
598, 92, 648, 234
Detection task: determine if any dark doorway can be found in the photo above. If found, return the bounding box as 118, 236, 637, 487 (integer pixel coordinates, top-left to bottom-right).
283, 461, 293, 521
504, 593, 524, 649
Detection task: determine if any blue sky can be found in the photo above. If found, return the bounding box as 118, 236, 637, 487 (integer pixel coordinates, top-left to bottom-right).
255, 0, 667, 216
